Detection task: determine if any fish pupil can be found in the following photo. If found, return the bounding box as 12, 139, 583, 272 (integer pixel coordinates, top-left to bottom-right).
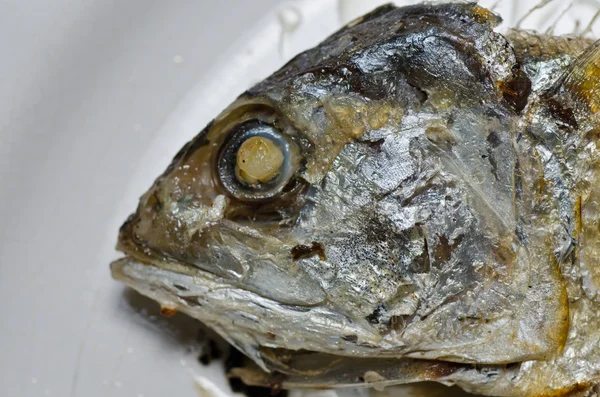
236, 136, 284, 185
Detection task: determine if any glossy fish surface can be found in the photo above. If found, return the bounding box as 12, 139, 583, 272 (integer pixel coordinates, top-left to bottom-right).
111, 2, 600, 396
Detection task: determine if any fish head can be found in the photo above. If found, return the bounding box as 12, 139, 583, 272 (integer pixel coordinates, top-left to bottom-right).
112, 2, 568, 380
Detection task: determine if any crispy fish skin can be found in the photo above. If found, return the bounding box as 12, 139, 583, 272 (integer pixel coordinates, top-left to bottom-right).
111, 2, 600, 396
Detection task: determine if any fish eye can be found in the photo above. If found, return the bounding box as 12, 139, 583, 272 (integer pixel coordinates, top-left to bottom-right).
217, 120, 301, 201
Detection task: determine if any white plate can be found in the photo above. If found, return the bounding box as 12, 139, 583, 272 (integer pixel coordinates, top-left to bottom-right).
1, 1, 598, 396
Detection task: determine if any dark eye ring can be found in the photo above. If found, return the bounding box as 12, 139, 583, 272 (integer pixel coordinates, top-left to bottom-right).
217, 120, 301, 201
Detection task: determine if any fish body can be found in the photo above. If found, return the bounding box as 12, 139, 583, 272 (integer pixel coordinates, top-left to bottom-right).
111, 3, 600, 396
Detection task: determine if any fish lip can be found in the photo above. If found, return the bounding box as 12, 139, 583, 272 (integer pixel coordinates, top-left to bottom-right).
109, 256, 128, 280
114, 211, 201, 274
110, 255, 158, 281
111, 248, 200, 279
110, 256, 382, 374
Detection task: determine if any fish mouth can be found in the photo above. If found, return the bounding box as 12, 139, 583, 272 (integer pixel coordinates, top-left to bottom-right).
110, 254, 386, 365
111, 256, 484, 391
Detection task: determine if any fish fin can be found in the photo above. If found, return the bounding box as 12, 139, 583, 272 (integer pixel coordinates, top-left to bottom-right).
560, 39, 600, 114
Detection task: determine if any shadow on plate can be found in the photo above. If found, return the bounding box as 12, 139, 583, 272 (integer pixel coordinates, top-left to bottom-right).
121, 288, 477, 397
121, 288, 282, 396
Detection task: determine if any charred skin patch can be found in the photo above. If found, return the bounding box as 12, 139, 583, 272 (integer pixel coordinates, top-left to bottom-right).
291, 242, 326, 261
386, 315, 413, 333
411, 234, 431, 274
433, 234, 464, 263
486, 131, 502, 148
542, 95, 579, 130
365, 303, 386, 325
498, 65, 532, 113
342, 335, 358, 343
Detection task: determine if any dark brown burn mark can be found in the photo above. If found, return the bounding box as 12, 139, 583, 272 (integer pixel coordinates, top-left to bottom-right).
433, 234, 464, 263
259, 346, 309, 368
267, 331, 277, 340
513, 157, 525, 237
485, 132, 501, 181
365, 303, 386, 324
457, 314, 491, 324
386, 315, 412, 333
342, 335, 358, 343
364, 215, 411, 251
498, 65, 531, 113
412, 242, 431, 273
491, 241, 517, 272
543, 96, 578, 130
357, 73, 393, 101
291, 241, 326, 261
486, 131, 501, 148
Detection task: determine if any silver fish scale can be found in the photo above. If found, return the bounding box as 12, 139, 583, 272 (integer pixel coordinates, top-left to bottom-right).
292, 101, 530, 352
296, 141, 420, 319
359, 134, 416, 192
